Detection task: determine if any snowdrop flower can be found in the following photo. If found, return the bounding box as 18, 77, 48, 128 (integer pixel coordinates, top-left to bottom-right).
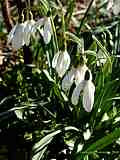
62, 68, 75, 91
62, 64, 88, 91
34, 17, 52, 44
52, 50, 70, 78
74, 64, 88, 85
71, 70, 95, 112
42, 17, 52, 44
23, 19, 36, 46
113, 0, 120, 15
8, 23, 26, 50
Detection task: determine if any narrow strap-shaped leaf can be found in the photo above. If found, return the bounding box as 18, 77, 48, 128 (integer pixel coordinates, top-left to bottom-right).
75, 128, 120, 159
33, 126, 78, 154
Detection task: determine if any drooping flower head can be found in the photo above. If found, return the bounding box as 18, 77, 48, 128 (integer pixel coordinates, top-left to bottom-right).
52, 50, 71, 78
8, 14, 53, 50
74, 64, 88, 85
8, 23, 26, 50
33, 17, 52, 44
71, 69, 95, 112
62, 64, 88, 92
42, 17, 52, 44
8, 11, 36, 49
23, 18, 36, 46
113, 0, 120, 15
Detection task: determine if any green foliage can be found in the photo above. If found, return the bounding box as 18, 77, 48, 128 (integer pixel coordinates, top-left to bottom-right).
0, 0, 120, 159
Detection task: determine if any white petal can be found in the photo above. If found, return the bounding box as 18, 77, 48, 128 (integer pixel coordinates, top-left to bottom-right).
43, 28, 51, 44
71, 80, 85, 105
45, 17, 52, 33
52, 52, 60, 68
75, 64, 88, 85
62, 68, 75, 91
83, 81, 95, 112
24, 20, 35, 46
11, 23, 25, 49
56, 50, 70, 77
8, 24, 17, 44
43, 18, 52, 44
113, 0, 120, 15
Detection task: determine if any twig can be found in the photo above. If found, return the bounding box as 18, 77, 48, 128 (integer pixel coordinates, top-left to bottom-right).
1, 0, 13, 32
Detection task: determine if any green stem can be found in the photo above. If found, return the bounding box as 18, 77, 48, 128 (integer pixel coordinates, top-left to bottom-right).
51, 16, 59, 52
57, 0, 67, 50
62, 12, 67, 50
28, 0, 31, 10
77, 0, 95, 34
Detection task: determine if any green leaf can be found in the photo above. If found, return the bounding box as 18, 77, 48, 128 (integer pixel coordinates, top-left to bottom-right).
65, 31, 82, 46
106, 97, 120, 101
75, 128, 120, 159
84, 50, 96, 57
87, 128, 120, 151
15, 110, 23, 119
43, 69, 55, 82
92, 35, 112, 73
33, 126, 78, 156
32, 147, 47, 160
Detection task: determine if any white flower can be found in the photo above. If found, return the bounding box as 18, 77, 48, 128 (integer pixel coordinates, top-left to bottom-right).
24, 19, 36, 46
74, 64, 88, 85
83, 80, 95, 112
113, 0, 120, 15
62, 68, 75, 91
42, 17, 52, 44
71, 70, 95, 112
8, 23, 25, 50
62, 64, 88, 91
34, 17, 52, 44
71, 80, 86, 105
52, 50, 70, 77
